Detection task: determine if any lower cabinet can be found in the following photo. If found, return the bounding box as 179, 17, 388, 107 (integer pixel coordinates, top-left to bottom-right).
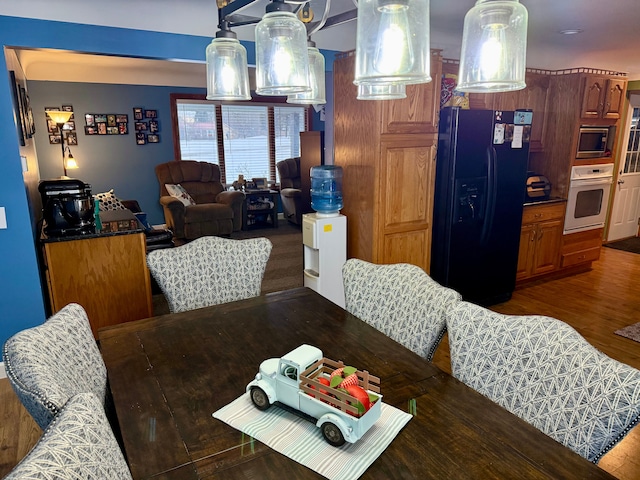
561, 228, 603, 268
42, 231, 153, 338
516, 202, 565, 281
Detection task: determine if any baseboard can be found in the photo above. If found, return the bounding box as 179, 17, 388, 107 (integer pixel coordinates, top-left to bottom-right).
0, 362, 6, 379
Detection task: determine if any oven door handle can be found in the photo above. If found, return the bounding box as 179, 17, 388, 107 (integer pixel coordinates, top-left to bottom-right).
570, 178, 612, 187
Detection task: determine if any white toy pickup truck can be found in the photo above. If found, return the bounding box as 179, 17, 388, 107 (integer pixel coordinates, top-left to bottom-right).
246, 344, 382, 446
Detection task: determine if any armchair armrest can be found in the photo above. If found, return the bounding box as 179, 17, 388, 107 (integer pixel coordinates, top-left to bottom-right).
280, 188, 301, 199
159, 196, 187, 238
216, 190, 246, 231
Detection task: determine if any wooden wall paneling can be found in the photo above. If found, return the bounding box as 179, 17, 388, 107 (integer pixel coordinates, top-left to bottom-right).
333, 52, 381, 262
530, 74, 581, 199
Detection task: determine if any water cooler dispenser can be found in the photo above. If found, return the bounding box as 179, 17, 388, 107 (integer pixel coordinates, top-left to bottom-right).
303, 166, 346, 308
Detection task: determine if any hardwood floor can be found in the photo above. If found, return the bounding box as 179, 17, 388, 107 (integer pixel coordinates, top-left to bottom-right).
1, 246, 639, 478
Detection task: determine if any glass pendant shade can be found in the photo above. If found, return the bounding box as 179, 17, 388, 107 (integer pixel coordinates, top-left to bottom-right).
457, 0, 528, 92
357, 82, 406, 100
287, 44, 326, 105
206, 30, 251, 101
255, 5, 310, 96
354, 0, 431, 86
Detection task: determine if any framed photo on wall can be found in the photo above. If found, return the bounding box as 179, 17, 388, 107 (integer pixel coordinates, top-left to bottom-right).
133, 107, 143, 120
9, 71, 26, 146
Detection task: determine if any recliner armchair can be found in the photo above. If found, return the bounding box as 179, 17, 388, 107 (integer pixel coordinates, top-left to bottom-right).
276, 157, 302, 226
155, 161, 244, 241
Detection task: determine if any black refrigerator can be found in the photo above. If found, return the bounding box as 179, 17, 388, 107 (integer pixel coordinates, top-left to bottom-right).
431, 107, 532, 306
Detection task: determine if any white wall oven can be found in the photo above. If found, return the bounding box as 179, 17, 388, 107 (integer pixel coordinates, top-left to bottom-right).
564, 164, 614, 234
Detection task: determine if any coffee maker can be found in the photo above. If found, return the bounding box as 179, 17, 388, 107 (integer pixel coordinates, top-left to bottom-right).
39, 179, 95, 236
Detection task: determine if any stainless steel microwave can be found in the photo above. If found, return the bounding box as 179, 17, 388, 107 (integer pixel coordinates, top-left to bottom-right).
576, 126, 610, 159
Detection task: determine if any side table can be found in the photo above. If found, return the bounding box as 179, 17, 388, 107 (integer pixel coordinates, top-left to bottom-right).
242, 190, 279, 230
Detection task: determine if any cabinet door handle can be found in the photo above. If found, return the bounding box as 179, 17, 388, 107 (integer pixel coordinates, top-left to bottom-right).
530, 231, 536, 242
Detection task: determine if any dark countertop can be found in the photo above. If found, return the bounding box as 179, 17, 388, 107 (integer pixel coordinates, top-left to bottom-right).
524, 196, 566, 207
41, 208, 145, 243
41, 225, 144, 243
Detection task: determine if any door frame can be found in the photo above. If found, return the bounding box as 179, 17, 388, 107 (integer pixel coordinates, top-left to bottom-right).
606, 93, 640, 241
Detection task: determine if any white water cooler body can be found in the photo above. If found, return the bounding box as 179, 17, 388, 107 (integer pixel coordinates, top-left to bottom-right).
302, 213, 346, 308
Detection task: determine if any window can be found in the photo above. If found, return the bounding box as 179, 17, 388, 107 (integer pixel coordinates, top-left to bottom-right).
173, 95, 307, 184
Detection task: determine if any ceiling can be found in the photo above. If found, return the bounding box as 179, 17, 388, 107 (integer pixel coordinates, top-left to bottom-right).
16, 0, 640, 86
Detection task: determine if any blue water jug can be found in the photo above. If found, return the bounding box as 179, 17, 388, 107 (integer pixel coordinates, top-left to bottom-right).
310, 165, 343, 216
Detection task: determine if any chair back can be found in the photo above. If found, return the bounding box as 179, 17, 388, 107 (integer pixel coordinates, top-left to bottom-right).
147, 236, 273, 313
4, 392, 132, 480
447, 301, 640, 463
156, 160, 225, 204
277, 157, 301, 189
2, 303, 108, 430
342, 258, 462, 361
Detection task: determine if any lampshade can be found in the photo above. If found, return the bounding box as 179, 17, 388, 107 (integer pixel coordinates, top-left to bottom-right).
255, 1, 311, 96
357, 82, 407, 100
206, 29, 251, 101
354, 0, 431, 86
65, 149, 78, 170
457, 0, 528, 92
287, 42, 326, 105
46, 110, 73, 125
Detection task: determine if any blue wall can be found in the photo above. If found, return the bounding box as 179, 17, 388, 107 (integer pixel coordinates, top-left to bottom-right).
0, 15, 337, 347
28, 81, 204, 225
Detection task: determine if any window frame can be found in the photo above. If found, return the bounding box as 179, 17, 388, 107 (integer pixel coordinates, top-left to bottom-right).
170, 93, 311, 184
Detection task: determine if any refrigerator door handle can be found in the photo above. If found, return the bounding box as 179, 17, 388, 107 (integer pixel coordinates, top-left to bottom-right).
480, 146, 497, 246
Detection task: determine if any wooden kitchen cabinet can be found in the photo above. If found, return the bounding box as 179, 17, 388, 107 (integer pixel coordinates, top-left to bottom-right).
42, 231, 153, 338
333, 50, 442, 272
516, 202, 565, 281
561, 228, 603, 268
580, 75, 626, 120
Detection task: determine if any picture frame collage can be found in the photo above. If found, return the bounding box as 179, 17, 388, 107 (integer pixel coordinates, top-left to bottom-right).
84, 113, 129, 136
46, 105, 77, 145
9, 70, 36, 147
133, 107, 160, 145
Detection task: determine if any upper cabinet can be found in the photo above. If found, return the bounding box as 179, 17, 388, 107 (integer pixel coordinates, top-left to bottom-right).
381, 73, 441, 134
580, 75, 626, 120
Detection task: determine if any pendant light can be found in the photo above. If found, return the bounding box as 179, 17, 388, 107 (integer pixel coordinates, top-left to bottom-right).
457, 0, 528, 92
287, 40, 326, 105
255, 0, 311, 96
357, 82, 406, 100
354, 0, 431, 86
206, 24, 251, 101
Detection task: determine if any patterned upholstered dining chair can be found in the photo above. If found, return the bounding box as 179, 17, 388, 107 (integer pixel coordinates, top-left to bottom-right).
446, 301, 640, 463
342, 258, 462, 361
4, 392, 132, 480
2, 303, 109, 431
147, 235, 273, 313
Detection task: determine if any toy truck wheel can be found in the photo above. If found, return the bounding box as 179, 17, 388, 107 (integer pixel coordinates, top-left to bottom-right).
321, 422, 345, 447
250, 387, 270, 410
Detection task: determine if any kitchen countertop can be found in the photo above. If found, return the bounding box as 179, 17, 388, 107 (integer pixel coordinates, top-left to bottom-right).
524, 196, 566, 207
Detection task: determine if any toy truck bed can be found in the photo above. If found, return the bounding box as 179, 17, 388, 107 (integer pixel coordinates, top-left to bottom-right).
297, 357, 382, 444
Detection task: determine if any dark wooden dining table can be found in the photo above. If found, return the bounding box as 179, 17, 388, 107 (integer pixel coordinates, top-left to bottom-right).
99, 287, 616, 479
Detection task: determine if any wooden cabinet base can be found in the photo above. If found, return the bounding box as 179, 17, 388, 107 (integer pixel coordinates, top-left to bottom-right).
43, 232, 153, 337
561, 228, 603, 268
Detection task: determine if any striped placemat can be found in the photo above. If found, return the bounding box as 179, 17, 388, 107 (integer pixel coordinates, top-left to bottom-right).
213, 392, 412, 480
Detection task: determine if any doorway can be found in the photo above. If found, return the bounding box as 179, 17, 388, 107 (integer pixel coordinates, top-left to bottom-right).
607, 94, 640, 241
